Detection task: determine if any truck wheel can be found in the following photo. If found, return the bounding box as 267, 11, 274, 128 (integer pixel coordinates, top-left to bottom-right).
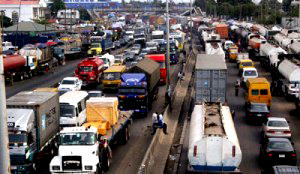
120, 125, 130, 145
101, 148, 110, 172
96, 164, 103, 174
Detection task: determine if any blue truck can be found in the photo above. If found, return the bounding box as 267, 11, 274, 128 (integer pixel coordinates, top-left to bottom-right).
118, 58, 160, 116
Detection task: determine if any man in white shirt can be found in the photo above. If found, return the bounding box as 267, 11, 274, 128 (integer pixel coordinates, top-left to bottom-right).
151, 112, 168, 135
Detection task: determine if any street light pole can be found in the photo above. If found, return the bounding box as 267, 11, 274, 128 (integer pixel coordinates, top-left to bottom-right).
166, 0, 171, 90
0, 14, 11, 174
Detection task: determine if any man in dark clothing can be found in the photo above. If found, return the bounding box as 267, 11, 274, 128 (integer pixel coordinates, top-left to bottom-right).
235, 79, 240, 96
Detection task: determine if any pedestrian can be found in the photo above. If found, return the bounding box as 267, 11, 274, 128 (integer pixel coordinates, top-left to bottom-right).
235, 79, 240, 96
178, 71, 184, 83
165, 86, 172, 110
231, 109, 236, 120
151, 113, 168, 135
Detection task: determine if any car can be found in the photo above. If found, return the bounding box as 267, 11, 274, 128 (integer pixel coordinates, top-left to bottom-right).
119, 38, 126, 46
114, 40, 121, 48
259, 138, 297, 167
114, 54, 124, 65
241, 67, 258, 84
132, 44, 141, 50
58, 77, 82, 95
262, 165, 300, 174
131, 47, 141, 55
246, 102, 270, 121
262, 117, 291, 139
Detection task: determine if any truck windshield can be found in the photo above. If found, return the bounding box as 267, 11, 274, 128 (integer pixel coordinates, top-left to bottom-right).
242, 62, 253, 67
60, 104, 75, 117
61, 80, 75, 85
60, 132, 96, 145
119, 88, 146, 94
244, 70, 257, 76
79, 66, 93, 72
91, 43, 100, 48
104, 72, 121, 80
9, 134, 27, 143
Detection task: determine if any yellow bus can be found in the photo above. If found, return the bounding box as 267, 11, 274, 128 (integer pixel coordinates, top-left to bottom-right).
102, 65, 126, 90
245, 78, 272, 107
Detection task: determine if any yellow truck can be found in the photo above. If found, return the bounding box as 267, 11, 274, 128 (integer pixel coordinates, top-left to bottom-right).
228, 45, 238, 62
102, 65, 126, 90
34, 87, 58, 92
88, 43, 102, 56
245, 78, 272, 107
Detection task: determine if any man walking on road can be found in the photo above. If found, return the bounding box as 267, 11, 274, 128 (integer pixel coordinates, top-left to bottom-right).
151, 113, 168, 135
235, 79, 240, 96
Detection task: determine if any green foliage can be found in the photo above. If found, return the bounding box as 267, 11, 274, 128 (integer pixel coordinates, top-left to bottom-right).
49, 0, 66, 16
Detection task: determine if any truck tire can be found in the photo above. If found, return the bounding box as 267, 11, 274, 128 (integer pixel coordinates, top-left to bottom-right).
120, 124, 130, 145
95, 164, 103, 174
101, 148, 110, 172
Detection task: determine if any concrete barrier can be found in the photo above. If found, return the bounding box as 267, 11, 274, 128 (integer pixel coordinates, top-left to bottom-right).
138, 48, 196, 174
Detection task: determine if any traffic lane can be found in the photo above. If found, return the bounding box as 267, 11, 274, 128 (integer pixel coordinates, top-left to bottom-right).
106, 61, 180, 174
5, 59, 81, 98
226, 61, 261, 173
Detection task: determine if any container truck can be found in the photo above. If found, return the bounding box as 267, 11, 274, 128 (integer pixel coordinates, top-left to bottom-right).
6, 91, 60, 173
49, 97, 133, 173
248, 34, 266, 59
145, 54, 167, 84
215, 24, 229, 39
118, 58, 160, 116
195, 54, 227, 103
188, 103, 242, 173
74, 56, 105, 86
205, 40, 225, 62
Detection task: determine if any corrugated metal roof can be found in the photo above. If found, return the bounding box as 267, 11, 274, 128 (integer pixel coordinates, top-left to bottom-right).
4, 21, 56, 32
7, 91, 57, 106
0, 0, 39, 5
196, 54, 227, 70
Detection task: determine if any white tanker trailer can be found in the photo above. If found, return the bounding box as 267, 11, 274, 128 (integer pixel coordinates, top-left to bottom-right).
260, 42, 287, 68
188, 103, 242, 173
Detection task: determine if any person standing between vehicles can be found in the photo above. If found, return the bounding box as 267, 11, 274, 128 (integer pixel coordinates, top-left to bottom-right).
151, 113, 168, 135
235, 79, 240, 96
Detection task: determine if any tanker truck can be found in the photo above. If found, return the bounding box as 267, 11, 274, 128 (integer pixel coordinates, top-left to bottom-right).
259, 43, 287, 70
49, 97, 133, 173
188, 102, 242, 173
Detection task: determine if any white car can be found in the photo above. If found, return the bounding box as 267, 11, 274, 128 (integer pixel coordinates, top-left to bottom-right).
241, 67, 258, 83
58, 77, 82, 95
262, 117, 291, 139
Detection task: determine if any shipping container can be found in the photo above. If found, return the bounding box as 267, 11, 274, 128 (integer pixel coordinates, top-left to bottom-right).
195, 54, 227, 103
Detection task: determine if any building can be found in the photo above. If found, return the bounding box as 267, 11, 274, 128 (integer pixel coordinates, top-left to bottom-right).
46, 0, 121, 10
0, 0, 48, 22
57, 9, 80, 25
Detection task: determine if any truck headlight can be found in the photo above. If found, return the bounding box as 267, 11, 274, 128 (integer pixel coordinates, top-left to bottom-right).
85, 166, 93, 170
52, 166, 60, 170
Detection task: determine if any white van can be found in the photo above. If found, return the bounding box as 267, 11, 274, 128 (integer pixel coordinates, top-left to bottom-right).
59, 91, 88, 127
241, 67, 258, 84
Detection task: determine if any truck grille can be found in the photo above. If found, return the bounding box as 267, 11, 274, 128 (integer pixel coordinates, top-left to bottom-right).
10, 155, 26, 165
62, 156, 82, 171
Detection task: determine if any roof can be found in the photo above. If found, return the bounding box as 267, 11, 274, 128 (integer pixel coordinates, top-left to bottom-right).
247, 77, 269, 84
7, 91, 57, 106
7, 109, 34, 132
243, 67, 257, 71
240, 59, 253, 62
60, 91, 88, 105
121, 73, 145, 82
104, 65, 126, 73
0, 0, 39, 5
267, 117, 287, 122
4, 21, 56, 33
129, 58, 160, 76
62, 77, 78, 81
196, 54, 227, 70
146, 54, 165, 61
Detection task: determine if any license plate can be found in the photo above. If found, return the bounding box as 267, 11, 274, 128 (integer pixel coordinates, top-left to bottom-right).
279, 154, 285, 158
257, 114, 262, 117
11, 166, 17, 170
275, 131, 282, 134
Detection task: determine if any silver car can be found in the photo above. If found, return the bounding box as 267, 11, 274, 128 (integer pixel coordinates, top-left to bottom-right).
262, 117, 291, 139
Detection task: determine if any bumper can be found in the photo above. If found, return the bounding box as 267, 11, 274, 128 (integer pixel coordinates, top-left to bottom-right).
265, 133, 291, 138
11, 164, 31, 174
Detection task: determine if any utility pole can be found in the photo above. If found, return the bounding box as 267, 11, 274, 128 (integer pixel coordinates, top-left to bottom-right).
0, 11, 11, 174
166, 0, 171, 92
190, 0, 193, 47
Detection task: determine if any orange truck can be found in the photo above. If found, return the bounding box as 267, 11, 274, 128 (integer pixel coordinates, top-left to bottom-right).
215, 24, 229, 39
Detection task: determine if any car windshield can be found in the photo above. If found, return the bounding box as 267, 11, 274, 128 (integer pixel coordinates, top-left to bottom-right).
61, 80, 75, 85
60, 132, 96, 145
60, 104, 75, 117
242, 62, 253, 67
146, 43, 156, 47
251, 104, 268, 112
244, 70, 257, 76
268, 141, 293, 151
104, 72, 121, 80
119, 88, 146, 94
268, 120, 288, 127
89, 92, 102, 97
9, 133, 27, 143
79, 66, 93, 72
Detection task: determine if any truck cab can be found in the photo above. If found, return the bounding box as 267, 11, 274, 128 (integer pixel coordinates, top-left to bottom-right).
88, 43, 102, 56
7, 109, 36, 173
49, 127, 105, 173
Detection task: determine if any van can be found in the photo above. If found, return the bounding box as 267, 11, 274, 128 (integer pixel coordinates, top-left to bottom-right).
59, 91, 89, 127
228, 45, 238, 62
239, 59, 254, 74
241, 67, 258, 84
245, 78, 272, 107
102, 65, 126, 90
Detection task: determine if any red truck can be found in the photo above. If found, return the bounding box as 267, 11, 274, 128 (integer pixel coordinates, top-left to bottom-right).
146, 54, 166, 84
75, 56, 105, 86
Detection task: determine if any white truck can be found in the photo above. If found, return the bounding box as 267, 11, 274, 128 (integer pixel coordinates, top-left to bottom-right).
50, 97, 133, 173
151, 30, 164, 40
7, 91, 60, 174
99, 53, 115, 69
2, 41, 18, 51
188, 103, 242, 173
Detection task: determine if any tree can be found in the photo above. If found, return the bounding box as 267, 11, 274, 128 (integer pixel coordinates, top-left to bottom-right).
49, 0, 66, 17
2, 15, 13, 28
78, 8, 91, 21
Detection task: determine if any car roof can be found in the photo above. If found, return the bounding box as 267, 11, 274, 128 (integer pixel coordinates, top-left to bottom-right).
243, 67, 257, 71
268, 117, 287, 121
62, 77, 78, 81
268, 137, 291, 142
